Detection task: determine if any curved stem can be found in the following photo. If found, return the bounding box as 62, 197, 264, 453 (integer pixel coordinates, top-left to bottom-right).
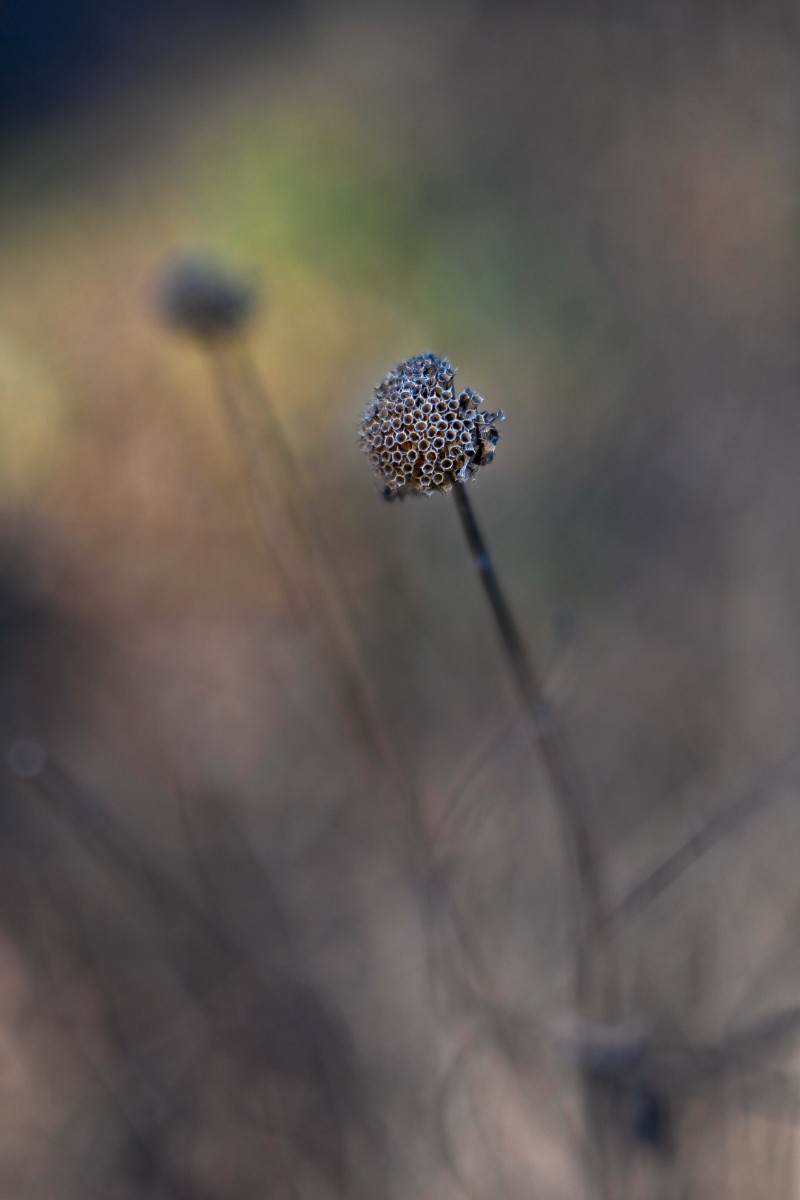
207, 341, 425, 857
451, 481, 616, 1019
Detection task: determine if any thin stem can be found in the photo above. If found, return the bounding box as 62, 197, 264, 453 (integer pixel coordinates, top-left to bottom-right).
602, 749, 800, 935
451, 481, 615, 1019
206, 341, 425, 855
452, 480, 621, 1199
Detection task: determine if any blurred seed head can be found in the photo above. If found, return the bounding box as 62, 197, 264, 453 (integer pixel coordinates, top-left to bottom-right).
6, 738, 46, 779
156, 251, 257, 339
631, 1079, 672, 1152
572, 1022, 674, 1155
360, 353, 503, 495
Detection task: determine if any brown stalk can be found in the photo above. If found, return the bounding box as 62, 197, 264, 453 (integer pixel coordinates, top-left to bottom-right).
207, 340, 424, 848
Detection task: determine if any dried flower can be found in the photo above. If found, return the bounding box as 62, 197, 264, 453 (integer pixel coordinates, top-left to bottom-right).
6, 738, 46, 779
360, 353, 503, 495
156, 251, 257, 339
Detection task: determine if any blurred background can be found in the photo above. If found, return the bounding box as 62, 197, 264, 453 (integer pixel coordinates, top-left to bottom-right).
3, 1, 800, 1196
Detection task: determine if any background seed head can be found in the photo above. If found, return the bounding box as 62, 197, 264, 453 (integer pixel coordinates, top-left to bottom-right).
360, 353, 503, 495
157, 251, 257, 339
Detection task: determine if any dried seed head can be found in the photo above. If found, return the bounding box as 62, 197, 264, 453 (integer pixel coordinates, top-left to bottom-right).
7, 738, 46, 779
157, 252, 257, 339
360, 353, 503, 495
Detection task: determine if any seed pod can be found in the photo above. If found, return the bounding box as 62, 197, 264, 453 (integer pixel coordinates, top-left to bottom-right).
157, 252, 257, 339
360, 353, 503, 495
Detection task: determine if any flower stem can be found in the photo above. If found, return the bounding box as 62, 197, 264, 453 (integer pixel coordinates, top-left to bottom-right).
451, 480, 615, 1019
206, 341, 425, 856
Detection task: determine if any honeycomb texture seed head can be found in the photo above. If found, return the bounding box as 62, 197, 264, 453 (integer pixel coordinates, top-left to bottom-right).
360, 353, 503, 495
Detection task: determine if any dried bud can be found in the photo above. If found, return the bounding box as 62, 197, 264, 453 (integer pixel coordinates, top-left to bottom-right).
156, 252, 257, 339
360, 353, 503, 495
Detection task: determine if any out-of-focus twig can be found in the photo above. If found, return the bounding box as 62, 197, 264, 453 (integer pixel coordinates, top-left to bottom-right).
602, 750, 800, 934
